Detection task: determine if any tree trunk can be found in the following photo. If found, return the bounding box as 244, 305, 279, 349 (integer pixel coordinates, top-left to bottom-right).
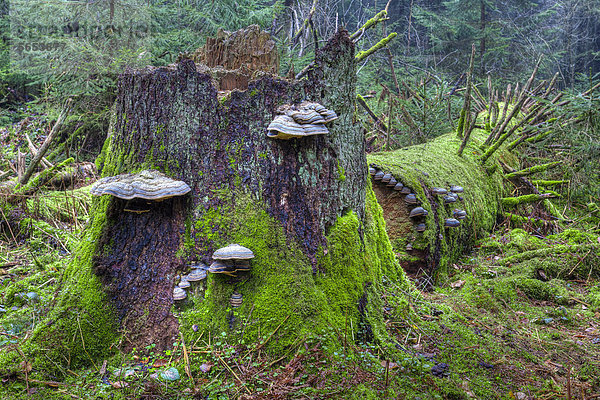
26, 28, 407, 370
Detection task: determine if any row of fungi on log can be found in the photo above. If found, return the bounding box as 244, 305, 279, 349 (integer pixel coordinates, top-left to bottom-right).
369, 164, 468, 251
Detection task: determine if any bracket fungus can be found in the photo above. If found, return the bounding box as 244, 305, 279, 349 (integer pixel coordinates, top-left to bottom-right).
453, 209, 467, 220
178, 278, 191, 289
405, 193, 419, 204
90, 170, 191, 201
400, 186, 412, 195
209, 244, 254, 277
173, 287, 187, 301
267, 101, 338, 139
186, 268, 207, 282
230, 292, 243, 308
409, 207, 428, 218
443, 195, 457, 204
444, 218, 461, 228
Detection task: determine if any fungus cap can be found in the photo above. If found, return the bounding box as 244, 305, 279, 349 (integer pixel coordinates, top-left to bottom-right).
405, 193, 419, 204
444, 218, 461, 228
230, 292, 243, 307
173, 287, 187, 301
267, 115, 328, 139
90, 170, 191, 200
178, 280, 191, 289
213, 244, 254, 260
409, 207, 428, 218
186, 269, 207, 282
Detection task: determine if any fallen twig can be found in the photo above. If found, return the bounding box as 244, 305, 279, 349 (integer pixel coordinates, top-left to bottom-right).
19, 98, 72, 186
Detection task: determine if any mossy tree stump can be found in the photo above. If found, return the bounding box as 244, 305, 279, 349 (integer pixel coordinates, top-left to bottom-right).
22, 29, 409, 370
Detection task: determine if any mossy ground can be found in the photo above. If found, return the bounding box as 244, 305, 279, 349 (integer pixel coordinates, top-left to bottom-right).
3, 178, 600, 399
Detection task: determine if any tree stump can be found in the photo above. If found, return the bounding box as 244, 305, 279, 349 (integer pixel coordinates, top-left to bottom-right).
25, 28, 408, 369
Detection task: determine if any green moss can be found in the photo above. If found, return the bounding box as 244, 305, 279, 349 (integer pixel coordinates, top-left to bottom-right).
11, 195, 120, 374
179, 182, 408, 355
25, 186, 91, 223
514, 278, 571, 304
501, 194, 545, 208
336, 159, 346, 182
587, 284, 600, 310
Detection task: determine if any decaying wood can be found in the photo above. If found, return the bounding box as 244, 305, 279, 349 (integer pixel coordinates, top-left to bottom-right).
190, 25, 279, 91
357, 94, 388, 131
504, 161, 561, 180
349, 9, 389, 42
19, 99, 72, 186
25, 132, 53, 169
291, 0, 318, 44
355, 32, 397, 62
501, 193, 557, 208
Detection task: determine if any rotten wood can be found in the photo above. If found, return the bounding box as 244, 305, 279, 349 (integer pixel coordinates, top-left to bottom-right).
19, 99, 72, 186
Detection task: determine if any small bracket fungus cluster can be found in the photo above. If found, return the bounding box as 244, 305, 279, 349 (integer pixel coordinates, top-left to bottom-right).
369, 164, 470, 248
230, 292, 243, 308
370, 165, 426, 236
208, 244, 254, 277
173, 262, 208, 302
90, 170, 191, 204
267, 101, 338, 139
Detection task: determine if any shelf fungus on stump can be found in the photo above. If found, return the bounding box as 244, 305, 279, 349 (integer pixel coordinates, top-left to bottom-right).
267, 101, 338, 139
230, 292, 243, 308
186, 268, 207, 282
209, 244, 254, 277
173, 287, 187, 301
90, 170, 191, 200
405, 193, 419, 204
453, 209, 467, 220
409, 207, 428, 218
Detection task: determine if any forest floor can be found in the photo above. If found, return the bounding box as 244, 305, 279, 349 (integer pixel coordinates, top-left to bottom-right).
1, 183, 600, 400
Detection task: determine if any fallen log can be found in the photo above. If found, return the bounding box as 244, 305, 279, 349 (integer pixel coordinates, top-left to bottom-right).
367, 126, 506, 281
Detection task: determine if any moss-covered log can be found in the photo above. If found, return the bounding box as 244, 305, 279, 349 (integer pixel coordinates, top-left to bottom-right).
15, 29, 413, 372
367, 127, 509, 281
